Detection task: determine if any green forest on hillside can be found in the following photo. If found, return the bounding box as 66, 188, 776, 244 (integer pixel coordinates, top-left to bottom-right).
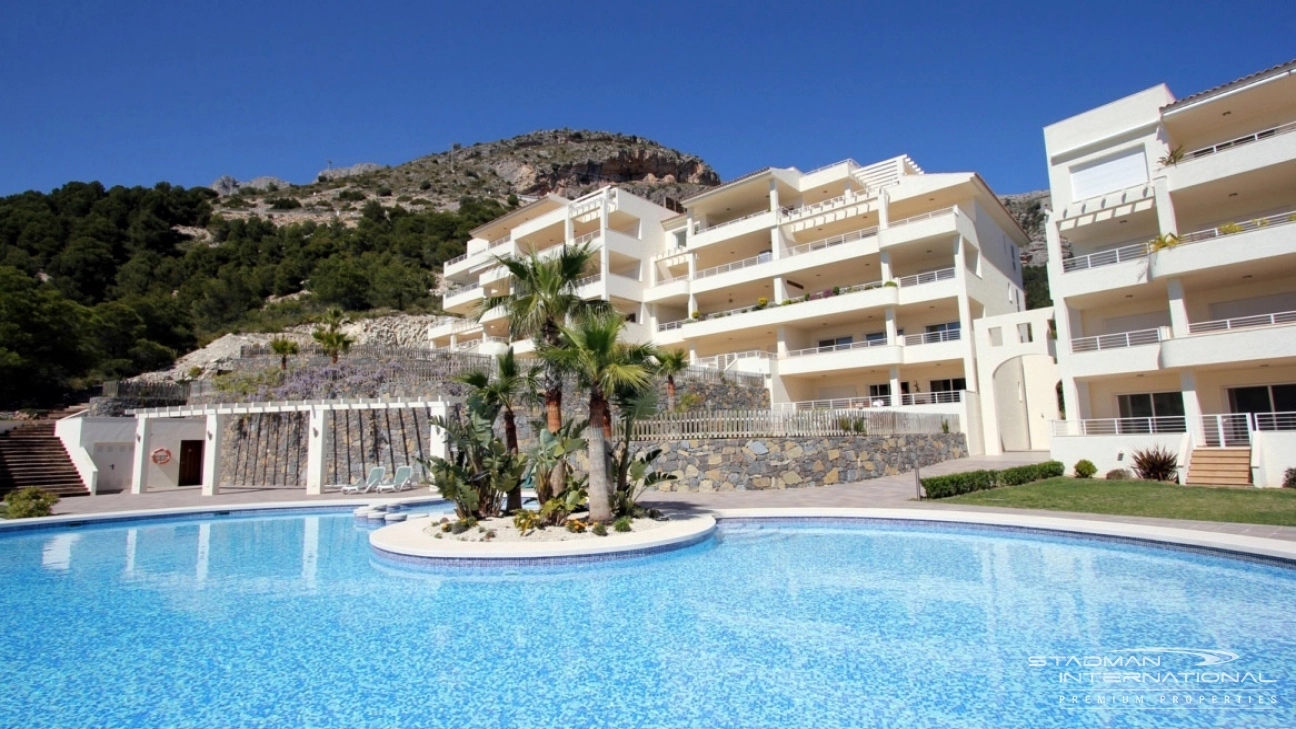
0, 181, 511, 408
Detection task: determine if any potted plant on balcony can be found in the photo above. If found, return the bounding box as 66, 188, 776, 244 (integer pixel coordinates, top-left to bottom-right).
691, 311, 702, 320
755, 297, 768, 310
1157, 145, 1186, 167
1149, 232, 1180, 251
884, 280, 898, 288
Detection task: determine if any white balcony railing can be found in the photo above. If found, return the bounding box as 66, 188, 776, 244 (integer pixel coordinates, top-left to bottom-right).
896, 267, 955, 287
1196, 413, 1254, 447
444, 281, 482, 299
903, 329, 961, 346
571, 230, 602, 248
574, 273, 603, 289
1189, 310, 1296, 335
695, 251, 772, 280
785, 227, 878, 257
1255, 412, 1296, 431
488, 234, 512, 249
1051, 416, 1188, 437
657, 319, 687, 332
901, 390, 964, 406
1178, 208, 1296, 244
785, 338, 890, 358
1070, 327, 1167, 353
888, 206, 956, 228
445, 252, 469, 266
1062, 242, 1151, 273
1185, 120, 1296, 161
781, 189, 869, 220
694, 208, 772, 234
694, 350, 775, 370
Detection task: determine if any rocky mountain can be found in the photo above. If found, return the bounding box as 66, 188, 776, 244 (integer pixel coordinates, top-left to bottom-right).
999, 189, 1051, 266
209, 129, 720, 224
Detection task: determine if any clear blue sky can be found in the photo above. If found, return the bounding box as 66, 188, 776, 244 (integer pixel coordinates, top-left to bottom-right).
2, 1, 1292, 198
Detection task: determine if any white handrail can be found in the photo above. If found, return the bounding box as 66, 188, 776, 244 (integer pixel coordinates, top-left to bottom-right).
1070, 327, 1166, 353
695, 251, 772, 279
1186, 120, 1296, 161
782, 189, 870, 219
1178, 208, 1296, 244
785, 338, 890, 358
1062, 242, 1151, 272
445, 281, 482, 298
694, 208, 772, 234
657, 319, 687, 332
901, 391, 964, 405
571, 230, 602, 247
888, 206, 956, 228
896, 267, 955, 287
445, 252, 469, 266
903, 329, 961, 346
1255, 411, 1296, 431
1189, 309, 1296, 335
801, 158, 860, 177
785, 227, 878, 257
1051, 416, 1187, 436
1195, 413, 1253, 447
574, 273, 603, 288
487, 234, 512, 249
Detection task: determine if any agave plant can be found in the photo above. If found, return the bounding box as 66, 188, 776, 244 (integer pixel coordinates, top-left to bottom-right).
1131, 446, 1178, 482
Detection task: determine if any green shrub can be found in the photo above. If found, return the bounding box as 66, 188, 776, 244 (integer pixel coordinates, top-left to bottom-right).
419, 180, 432, 190
3, 487, 60, 519
513, 508, 540, 535
1106, 469, 1131, 480
376, 187, 393, 197
613, 515, 633, 532
921, 461, 1064, 499
336, 189, 366, 202
1074, 459, 1097, 478
592, 522, 608, 537
267, 197, 302, 210
1131, 446, 1178, 482
1284, 468, 1295, 489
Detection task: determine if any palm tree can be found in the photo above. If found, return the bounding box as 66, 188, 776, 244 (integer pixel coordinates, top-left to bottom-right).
540, 313, 654, 523
312, 307, 354, 363
455, 347, 533, 511
478, 243, 608, 434
655, 348, 689, 411
269, 337, 299, 371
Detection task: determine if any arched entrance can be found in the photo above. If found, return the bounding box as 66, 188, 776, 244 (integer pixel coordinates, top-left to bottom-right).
991, 354, 1059, 452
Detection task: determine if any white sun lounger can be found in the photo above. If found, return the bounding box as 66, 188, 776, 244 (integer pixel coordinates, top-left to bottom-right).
341, 466, 386, 495
375, 465, 415, 493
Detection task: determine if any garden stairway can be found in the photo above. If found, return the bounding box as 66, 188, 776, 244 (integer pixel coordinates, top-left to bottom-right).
1185, 447, 1252, 486
0, 422, 89, 498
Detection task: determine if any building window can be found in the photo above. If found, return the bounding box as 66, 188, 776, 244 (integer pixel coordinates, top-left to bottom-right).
1118, 392, 1185, 420
817, 336, 853, 349
930, 378, 967, 392
1228, 384, 1296, 414
865, 331, 887, 344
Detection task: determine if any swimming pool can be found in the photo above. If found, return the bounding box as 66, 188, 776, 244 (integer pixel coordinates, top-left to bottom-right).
2, 510, 1293, 728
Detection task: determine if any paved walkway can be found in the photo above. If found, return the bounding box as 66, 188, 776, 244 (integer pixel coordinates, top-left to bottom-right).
34, 452, 1296, 543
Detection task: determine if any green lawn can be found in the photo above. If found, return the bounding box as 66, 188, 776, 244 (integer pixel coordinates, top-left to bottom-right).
939, 477, 1296, 526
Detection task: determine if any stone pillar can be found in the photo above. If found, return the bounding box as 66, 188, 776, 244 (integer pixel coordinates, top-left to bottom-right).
305, 406, 329, 495
130, 415, 151, 494
201, 413, 223, 496
1167, 277, 1189, 339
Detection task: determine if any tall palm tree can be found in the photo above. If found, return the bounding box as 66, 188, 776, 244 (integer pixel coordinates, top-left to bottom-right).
540, 313, 654, 523
312, 307, 354, 364
478, 243, 608, 434
269, 337, 299, 371
455, 347, 533, 511
655, 348, 689, 411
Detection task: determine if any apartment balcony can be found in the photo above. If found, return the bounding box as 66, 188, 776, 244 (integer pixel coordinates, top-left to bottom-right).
780, 190, 877, 234
1162, 310, 1296, 369
690, 227, 881, 295
1053, 240, 1153, 299
899, 329, 965, 365
879, 207, 972, 249
679, 279, 900, 340
779, 339, 902, 376
690, 209, 777, 249
1065, 327, 1168, 378
776, 389, 966, 413
694, 349, 774, 375
442, 282, 483, 313
1150, 208, 1296, 278
895, 267, 959, 305
1168, 120, 1296, 191
644, 275, 689, 303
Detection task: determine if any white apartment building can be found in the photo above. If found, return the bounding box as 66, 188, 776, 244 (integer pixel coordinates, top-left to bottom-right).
433, 155, 1057, 456
1044, 59, 1296, 487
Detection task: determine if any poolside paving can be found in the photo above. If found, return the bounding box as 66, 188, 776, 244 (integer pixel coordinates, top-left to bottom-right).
35, 451, 1296, 543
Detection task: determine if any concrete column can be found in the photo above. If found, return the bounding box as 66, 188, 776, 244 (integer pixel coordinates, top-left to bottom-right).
768, 178, 780, 213
686, 210, 695, 243
564, 209, 575, 245
1061, 377, 1088, 420
1153, 175, 1178, 236
885, 306, 899, 344
957, 291, 979, 392
878, 189, 890, 228
426, 402, 451, 464
1180, 369, 1204, 437
880, 250, 893, 281
688, 340, 698, 365
770, 225, 784, 260
201, 413, 223, 496
306, 406, 329, 495
773, 276, 787, 304
688, 293, 698, 319
687, 252, 696, 280
1166, 277, 1190, 339
776, 325, 789, 358
889, 366, 902, 407
130, 415, 151, 494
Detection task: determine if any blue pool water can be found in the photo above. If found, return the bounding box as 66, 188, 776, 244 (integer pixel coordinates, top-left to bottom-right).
2, 511, 1294, 728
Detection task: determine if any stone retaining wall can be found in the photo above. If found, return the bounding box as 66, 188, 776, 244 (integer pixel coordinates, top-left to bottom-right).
651, 433, 966, 492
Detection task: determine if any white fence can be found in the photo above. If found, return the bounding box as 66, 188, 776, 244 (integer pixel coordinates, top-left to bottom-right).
1071, 327, 1166, 353
631, 408, 950, 441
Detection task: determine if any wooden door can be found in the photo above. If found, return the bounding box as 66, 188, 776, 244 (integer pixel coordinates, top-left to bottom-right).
178, 440, 204, 487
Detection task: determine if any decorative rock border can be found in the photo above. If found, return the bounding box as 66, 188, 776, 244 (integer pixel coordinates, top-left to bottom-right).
369, 513, 717, 565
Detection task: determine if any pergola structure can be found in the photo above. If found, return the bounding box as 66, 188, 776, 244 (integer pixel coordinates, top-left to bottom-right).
128, 398, 453, 496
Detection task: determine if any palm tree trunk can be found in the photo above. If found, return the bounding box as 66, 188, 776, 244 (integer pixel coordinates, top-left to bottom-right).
281, 355, 288, 371
503, 407, 522, 512
331, 351, 339, 364
587, 393, 613, 523
667, 375, 677, 411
